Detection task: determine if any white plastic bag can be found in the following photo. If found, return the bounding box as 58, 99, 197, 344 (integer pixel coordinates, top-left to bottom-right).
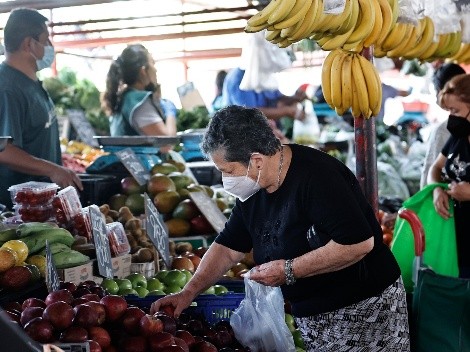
230, 271, 296, 352
292, 101, 321, 144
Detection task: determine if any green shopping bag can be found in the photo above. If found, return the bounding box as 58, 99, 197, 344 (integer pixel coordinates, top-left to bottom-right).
391, 183, 459, 293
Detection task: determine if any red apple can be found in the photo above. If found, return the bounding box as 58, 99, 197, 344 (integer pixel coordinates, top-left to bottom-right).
139, 314, 163, 337
121, 306, 146, 335
45, 289, 74, 306
173, 337, 189, 352
100, 295, 127, 322
88, 339, 102, 352
60, 326, 88, 342
81, 293, 101, 302
90, 285, 107, 298
213, 330, 233, 349
187, 319, 204, 336
120, 336, 147, 352
148, 331, 175, 352
191, 341, 218, 352
159, 304, 175, 317
73, 286, 92, 298
86, 301, 107, 325
155, 313, 177, 335
175, 330, 195, 347
60, 281, 77, 293
22, 297, 46, 310
24, 317, 54, 343
43, 301, 74, 331
20, 306, 44, 327
72, 297, 89, 307
88, 326, 111, 349
73, 303, 100, 328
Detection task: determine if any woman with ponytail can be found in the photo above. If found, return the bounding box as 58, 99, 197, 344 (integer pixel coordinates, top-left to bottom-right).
102, 44, 176, 137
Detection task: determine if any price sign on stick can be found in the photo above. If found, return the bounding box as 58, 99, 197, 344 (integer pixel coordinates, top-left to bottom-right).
144, 193, 171, 268
45, 240, 60, 292
66, 109, 99, 148
90, 205, 113, 278
115, 148, 150, 186
189, 191, 227, 233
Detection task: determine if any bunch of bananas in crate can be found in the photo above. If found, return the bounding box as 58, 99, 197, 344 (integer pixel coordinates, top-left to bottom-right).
322, 49, 382, 119
245, 0, 400, 50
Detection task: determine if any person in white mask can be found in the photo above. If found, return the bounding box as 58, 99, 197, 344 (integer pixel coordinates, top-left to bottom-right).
0, 8, 82, 209
152, 105, 410, 351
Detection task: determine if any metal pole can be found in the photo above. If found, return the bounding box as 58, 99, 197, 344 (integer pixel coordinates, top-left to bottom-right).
354, 47, 379, 215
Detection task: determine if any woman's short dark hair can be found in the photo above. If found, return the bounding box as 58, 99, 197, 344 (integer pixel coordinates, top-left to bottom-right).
102, 44, 150, 114
4, 8, 48, 53
432, 63, 465, 93
201, 105, 281, 166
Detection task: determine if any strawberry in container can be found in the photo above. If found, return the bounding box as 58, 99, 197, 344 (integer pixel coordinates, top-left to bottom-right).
106, 222, 131, 257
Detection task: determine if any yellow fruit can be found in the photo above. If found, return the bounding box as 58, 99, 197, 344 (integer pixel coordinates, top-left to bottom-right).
0, 248, 17, 273
2, 240, 28, 264
26, 255, 47, 278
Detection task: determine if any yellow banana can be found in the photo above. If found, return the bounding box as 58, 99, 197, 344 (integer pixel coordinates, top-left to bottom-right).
363, 0, 383, 48
280, 19, 302, 38
347, 0, 375, 44
443, 31, 463, 58
389, 0, 399, 25
418, 39, 440, 61
246, 0, 281, 27
331, 51, 347, 110
370, 61, 383, 117
373, 46, 387, 58
245, 23, 269, 33
343, 39, 365, 53
375, 0, 394, 46
358, 55, 381, 114
433, 33, 452, 57
265, 28, 282, 41
351, 79, 361, 118
334, 0, 355, 35
351, 54, 369, 117
268, 0, 297, 25
382, 22, 408, 51
287, 0, 320, 42
326, 0, 354, 33
341, 53, 353, 111
273, 0, 310, 29
403, 16, 434, 59
319, 23, 356, 51
277, 37, 293, 48
321, 49, 343, 107
386, 22, 419, 58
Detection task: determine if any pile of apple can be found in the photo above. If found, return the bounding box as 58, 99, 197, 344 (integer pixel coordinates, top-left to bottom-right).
101, 269, 228, 298
3, 279, 250, 351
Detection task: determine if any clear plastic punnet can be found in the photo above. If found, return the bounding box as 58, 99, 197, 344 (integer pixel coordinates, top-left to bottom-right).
52, 186, 83, 226
14, 204, 54, 222
8, 181, 59, 206
106, 221, 131, 257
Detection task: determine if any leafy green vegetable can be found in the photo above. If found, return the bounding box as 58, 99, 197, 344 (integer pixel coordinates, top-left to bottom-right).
176, 106, 210, 131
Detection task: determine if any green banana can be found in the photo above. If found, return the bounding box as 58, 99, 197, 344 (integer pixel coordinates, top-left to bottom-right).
38, 242, 71, 256
53, 249, 90, 269
16, 222, 57, 238
21, 228, 74, 254
0, 228, 18, 242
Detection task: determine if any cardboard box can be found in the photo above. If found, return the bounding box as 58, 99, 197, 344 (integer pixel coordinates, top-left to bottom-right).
130, 262, 155, 278
58, 261, 93, 285
111, 253, 132, 278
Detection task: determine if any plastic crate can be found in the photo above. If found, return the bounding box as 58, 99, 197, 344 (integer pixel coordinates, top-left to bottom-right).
216, 279, 245, 293
125, 292, 244, 324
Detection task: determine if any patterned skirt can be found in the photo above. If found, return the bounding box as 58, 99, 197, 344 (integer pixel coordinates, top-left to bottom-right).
295, 278, 410, 351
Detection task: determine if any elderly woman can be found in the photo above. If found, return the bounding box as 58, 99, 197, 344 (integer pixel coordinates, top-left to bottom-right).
152, 105, 410, 351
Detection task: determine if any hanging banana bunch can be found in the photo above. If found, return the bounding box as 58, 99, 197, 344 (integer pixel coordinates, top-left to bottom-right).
321, 49, 382, 119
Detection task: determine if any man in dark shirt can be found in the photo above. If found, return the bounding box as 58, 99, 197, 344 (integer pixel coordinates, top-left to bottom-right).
0, 8, 82, 208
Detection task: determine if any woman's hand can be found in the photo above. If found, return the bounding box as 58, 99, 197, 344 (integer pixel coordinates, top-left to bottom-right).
447, 181, 470, 202
246, 260, 285, 287
433, 187, 451, 219
150, 290, 195, 318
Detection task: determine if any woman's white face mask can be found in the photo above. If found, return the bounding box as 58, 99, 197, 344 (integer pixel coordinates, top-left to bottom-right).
222, 159, 261, 202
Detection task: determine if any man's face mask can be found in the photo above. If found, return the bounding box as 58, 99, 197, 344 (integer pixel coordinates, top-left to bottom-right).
31, 39, 55, 71
222, 158, 261, 202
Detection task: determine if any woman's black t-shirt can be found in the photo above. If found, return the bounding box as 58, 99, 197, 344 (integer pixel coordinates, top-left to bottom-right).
215, 144, 400, 317
441, 135, 470, 268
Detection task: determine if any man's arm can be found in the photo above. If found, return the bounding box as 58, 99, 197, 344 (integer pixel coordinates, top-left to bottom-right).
0, 143, 83, 190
